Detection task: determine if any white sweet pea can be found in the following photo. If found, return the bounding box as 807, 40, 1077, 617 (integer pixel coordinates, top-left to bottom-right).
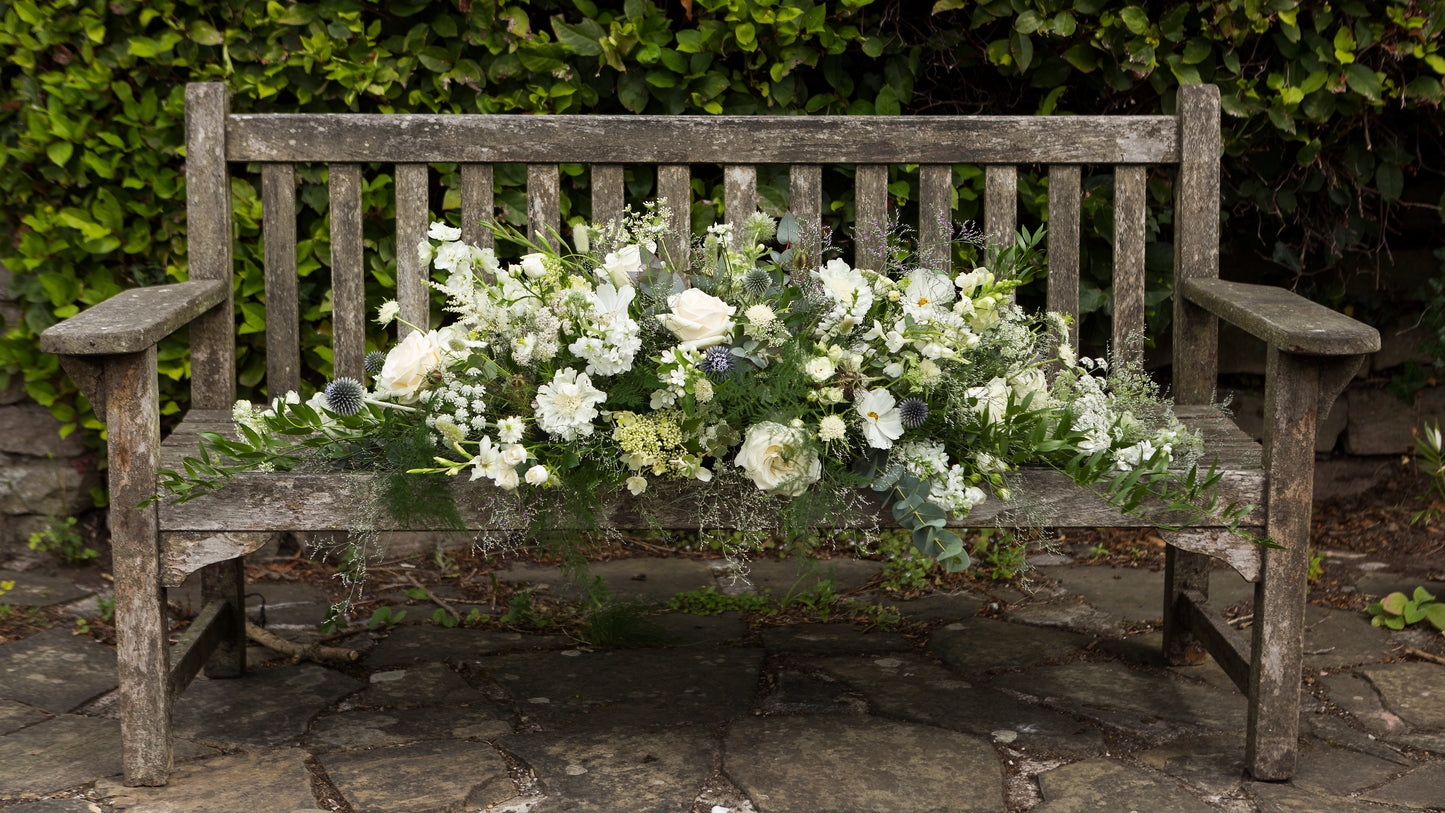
657, 288, 736, 351
856, 388, 905, 449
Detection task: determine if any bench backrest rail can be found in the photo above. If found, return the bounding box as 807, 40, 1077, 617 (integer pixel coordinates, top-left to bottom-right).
184, 83, 1221, 410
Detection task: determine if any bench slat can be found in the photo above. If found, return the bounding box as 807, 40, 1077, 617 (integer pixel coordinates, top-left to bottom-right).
791, 164, 822, 267
262, 165, 300, 396
658, 164, 690, 268
592, 163, 625, 230
226, 114, 1181, 164
919, 165, 952, 273
724, 164, 757, 244
186, 84, 236, 409
527, 163, 561, 251
1172, 84, 1222, 404
854, 164, 888, 272
1046, 165, 1081, 348
396, 163, 430, 337
460, 163, 494, 250
1112, 165, 1148, 363
328, 163, 366, 381
984, 165, 1017, 266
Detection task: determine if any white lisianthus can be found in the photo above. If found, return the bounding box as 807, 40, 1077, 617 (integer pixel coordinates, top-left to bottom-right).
525, 464, 550, 486
520, 252, 548, 279
417, 239, 435, 266
533, 367, 607, 441
734, 421, 822, 497
376, 329, 445, 403
496, 416, 525, 443
600, 244, 643, 288
818, 414, 847, 442
627, 475, 648, 496
428, 221, 462, 242
805, 356, 835, 382
377, 300, 400, 326
657, 288, 736, 351
855, 388, 905, 449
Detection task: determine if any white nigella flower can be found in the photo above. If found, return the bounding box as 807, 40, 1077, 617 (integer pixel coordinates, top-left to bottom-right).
533, 367, 607, 441
428, 221, 462, 241
496, 416, 525, 443
856, 388, 904, 449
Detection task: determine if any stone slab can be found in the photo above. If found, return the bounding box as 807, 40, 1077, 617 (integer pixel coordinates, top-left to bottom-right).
507, 725, 714, 813
759, 622, 909, 654
1298, 604, 1395, 670
0, 404, 88, 457
1013, 661, 1246, 737
1361, 762, 1445, 809
482, 648, 764, 730
1248, 783, 1393, 813
733, 558, 881, 597
887, 590, 988, 622
726, 715, 1004, 813
1361, 661, 1445, 729
173, 579, 333, 630
1034, 758, 1214, 813
928, 617, 1091, 675
171, 663, 362, 750
1003, 599, 1121, 635
810, 653, 1106, 755
306, 705, 511, 753
0, 628, 116, 713
0, 715, 212, 798
1135, 732, 1246, 796
1319, 672, 1409, 735
1346, 385, 1445, 455
5, 801, 112, 813
320, 739, 513, 813
1289, 739, 1411, 797
356, 661, 484, 708
367, 627, 567, 667
97, 748, 317, 813
758, 663, 869, 715
651, 612, 749, 646
0, 698, 49, 734
1354, 573, 1445, 601
493, 558, 717, 602
0, 572, 91, 607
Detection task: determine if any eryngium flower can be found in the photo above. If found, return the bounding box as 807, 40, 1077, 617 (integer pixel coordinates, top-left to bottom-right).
324, 378, 366, 416
899, 397, 929, 429
702, 345, 735, 377
364, 351, 386, 376
742, 267, 772, 297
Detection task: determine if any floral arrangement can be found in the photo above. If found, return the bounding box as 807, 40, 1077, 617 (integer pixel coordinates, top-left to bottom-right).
159, 202, 1247, 576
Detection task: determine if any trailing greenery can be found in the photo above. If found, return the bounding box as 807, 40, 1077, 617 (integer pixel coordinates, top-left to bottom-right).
1366, 586, 1445, 632
2, 0, 1440, 473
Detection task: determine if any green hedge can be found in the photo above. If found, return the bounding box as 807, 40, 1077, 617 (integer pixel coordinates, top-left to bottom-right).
1, 0, 1441, 459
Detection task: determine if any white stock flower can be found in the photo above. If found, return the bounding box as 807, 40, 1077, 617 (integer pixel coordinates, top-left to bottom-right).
376, 329, 445, 403
734, 421, 822, 497
855, 388, 904, 449
533, 367, 607, 441
657, 288, 736, 351
428, 222, 462, 241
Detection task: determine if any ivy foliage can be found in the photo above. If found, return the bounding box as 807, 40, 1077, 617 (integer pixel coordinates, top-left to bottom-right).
1, 0, 1440, 457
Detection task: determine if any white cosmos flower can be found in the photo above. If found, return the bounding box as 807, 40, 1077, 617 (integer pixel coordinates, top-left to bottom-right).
904, 270, 956, 307
855, 388, 904, 449
533, 367, 607, 441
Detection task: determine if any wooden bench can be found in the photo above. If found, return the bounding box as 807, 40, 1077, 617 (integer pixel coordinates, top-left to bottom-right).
40, 82, 1379, 786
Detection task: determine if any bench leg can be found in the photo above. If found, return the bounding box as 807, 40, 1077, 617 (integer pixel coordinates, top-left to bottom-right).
201, 559, 247, 678
1162, 544, 1210, 665
106, 348, 173, 786
1245, 348, 1318, 781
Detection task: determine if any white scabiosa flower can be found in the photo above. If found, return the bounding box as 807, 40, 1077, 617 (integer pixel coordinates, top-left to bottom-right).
818, 414, 847, 442
377, 300, 400, 326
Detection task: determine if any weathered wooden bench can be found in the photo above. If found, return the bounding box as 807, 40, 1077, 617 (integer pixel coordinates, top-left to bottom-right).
40, 82, 1379, 786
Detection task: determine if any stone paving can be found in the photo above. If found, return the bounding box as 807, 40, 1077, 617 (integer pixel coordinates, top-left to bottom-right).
0, 555, 1443, 812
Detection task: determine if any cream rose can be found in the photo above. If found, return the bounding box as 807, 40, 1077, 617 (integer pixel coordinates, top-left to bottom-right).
657, 288, 736, 351
599, 244, 643, 288
734, 421, 822, 497
520, 252, 548, 279
375, 329, 445, 403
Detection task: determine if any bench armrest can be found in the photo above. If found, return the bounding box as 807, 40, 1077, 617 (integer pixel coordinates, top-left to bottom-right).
1182, 278, 1380, 356
39, 280, 228, 356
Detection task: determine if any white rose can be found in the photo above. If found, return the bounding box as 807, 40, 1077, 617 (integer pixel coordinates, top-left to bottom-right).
600, 244, 643, 288
964, 376, 1012, 424
657, 288, 736, 351
734, 421, 822, 497
1010, 368, 1050, 409
525, 464, 550, 486
520, 252, 549, 279
493, 466, 520, 490
375, 329, 445, 403
500, 443, 529, 467
805, 356, 834, 382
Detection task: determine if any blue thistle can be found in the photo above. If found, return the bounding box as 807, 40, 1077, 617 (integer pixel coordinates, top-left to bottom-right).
742, 267, 773, 297
324, 378, 366, 416
899, 397, 929, 429
702, 345, 735, 377
364, 351, 386, 377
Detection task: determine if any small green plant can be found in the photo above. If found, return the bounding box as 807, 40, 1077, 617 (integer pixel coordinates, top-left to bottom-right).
27, 514, 96, 564
972, 529, 1027, 581
1411, 421, 1445, 527
499, 590, 554, 629
72, 617, 91, 636
1307, 550, 1325, 584
1366, 587, 1445, 631
464, 607, 485, 626
874, 529, 934, 593
366, 606, 406, 630
431, 608, 458, 628
580, 597, 675, 648
96, 595, 115, 623
1086, 541, 1109, 560
846, 600, 902, 630
669, 586, 773, 616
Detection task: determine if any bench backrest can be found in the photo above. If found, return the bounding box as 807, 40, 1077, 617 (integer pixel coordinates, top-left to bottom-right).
183, 82, 1221, 413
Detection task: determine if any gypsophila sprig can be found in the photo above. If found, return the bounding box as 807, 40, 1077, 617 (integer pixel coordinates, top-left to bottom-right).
153, 203, 1254, 581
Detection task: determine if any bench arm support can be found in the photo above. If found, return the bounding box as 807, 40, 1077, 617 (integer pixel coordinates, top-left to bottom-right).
1181, 278, 1380, 357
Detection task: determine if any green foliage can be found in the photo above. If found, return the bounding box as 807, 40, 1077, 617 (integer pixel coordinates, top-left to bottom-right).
366, 605, 406, 630
580, 596, 675, 648
2, 0, 1438, 469
971, 528, 1027, 581
668, 585, 774, 616
1410, 420, 1445, 527
1366, 586, 1445, 632
27, 514, 97, 564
